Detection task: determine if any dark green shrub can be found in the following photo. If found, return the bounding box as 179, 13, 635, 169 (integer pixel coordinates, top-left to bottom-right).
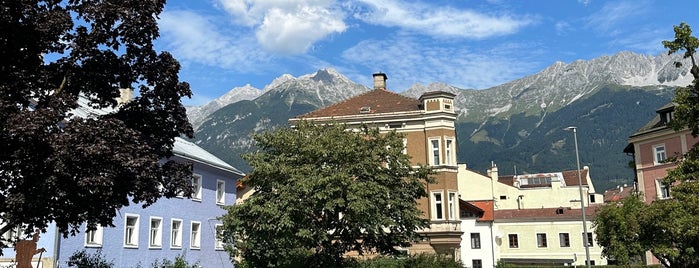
66, 250, 114, 268
150, 254, 199, 268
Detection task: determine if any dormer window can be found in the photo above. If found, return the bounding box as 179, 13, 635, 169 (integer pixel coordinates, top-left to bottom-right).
359, 106, 371, 114
663, 111, 673, 124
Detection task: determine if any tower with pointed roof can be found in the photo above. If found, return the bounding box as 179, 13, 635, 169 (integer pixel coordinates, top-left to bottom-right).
290, 72, 463, 259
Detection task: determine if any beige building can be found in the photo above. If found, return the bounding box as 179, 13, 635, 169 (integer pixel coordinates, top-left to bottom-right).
290, 73, 463, 258
458, 164, 607, 266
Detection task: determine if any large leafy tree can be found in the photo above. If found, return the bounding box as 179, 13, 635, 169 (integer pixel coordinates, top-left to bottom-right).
0, 0, 193, 246
592, 194, 646, 265
220, 121, 433, 267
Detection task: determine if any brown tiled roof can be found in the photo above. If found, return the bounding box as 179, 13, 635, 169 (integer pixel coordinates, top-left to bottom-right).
562, 169, 589, 186
297, 89, 421, 118
498, 176, 515, 186
494, 206, 597, 220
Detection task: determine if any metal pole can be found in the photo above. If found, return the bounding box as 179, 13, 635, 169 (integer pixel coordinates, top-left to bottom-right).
567, 126, 591, 268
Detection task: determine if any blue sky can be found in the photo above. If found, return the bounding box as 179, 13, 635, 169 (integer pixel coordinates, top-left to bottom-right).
154, 0, 699, 106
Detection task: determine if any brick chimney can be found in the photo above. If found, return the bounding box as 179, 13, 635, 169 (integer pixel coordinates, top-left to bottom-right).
373, 72, 387, 90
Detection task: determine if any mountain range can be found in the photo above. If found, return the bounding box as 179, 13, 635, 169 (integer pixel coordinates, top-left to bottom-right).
186, 51, 692, 192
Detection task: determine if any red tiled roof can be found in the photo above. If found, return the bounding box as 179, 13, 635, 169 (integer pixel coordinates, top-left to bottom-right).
494, 206, 598, 220
470, 200, 494, 221
297, 89, 421, 118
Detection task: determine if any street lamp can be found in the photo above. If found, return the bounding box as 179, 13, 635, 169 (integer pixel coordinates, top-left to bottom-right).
565, 126, 591, 268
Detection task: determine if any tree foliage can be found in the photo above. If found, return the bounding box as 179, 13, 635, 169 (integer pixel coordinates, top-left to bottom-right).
595, 22, 699, 268
0, 0, 193, 245
220, 121, 433, 267
592, 194, 646, 265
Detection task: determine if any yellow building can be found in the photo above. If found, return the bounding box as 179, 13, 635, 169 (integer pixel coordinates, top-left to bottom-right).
458, 164, 607, 266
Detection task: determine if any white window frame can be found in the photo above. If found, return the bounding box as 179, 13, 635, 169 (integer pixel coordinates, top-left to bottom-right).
190, 221, 201, 249
536, 233, 548, 248
216, 180, 226, 205
1, 224, 22, 246
656, 179, 670, 199
583, 232, 594, 247
402, 138, 408, 155
85, 225, 104, 247
559, 232, 570, 247
470, 233, 481, 249
508, 233, 519, 248
431, 191, 444, 220
192, 174, 202, 201
447, 191, 457, 220
653, 144, 667, 165
170, 219, 183, 248
149, 217, 163, 248
428, 138, 441, 166
215, 224, 224, 250
123, 214, 140, 248
445, 137, 455, 165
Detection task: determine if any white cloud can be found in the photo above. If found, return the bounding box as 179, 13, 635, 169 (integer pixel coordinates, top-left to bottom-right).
586, 0, 651, 34
349, 0, 536, 39
158, 10, 271, 71
555, 21, 572, 36
218, 0, 346, 54
341, 36, 542, 91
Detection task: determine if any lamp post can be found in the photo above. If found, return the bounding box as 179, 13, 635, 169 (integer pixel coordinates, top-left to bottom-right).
565, 126, 591, 268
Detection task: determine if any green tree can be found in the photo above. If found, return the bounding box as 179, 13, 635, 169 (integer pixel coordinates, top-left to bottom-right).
655, 22, 699, 268
220, 121, 433, 267
593, 194, 646, 265
0, 0, 193, 246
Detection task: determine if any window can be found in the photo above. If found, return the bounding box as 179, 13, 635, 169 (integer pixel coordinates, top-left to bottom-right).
508, 234, 519, 248
559, 233, 570, 247
448, 191, 457, 220
653, 144, 666, 165
432, 192, 444, 220
472, 259, 483, 268
402, 138, 408, 155
470, 233, 481, 249
537, 233, 547, 248
1, 225, 21, 245
657, 179, 670, 199
589, 194, 596, 203
215, 224, 224, 250
171, 219, 183, 248
192, 174, 202, 200
124, 214, 139, 247
583, 232, 593, 247
499, 195, 507, 200
149, 217, 162, 248
85, 225, 103, 247
430, 139, 441, 166
216, 180, 226, 205
586, 260, 596, 265
190, 221, 201, 249
445, 138, 454, 165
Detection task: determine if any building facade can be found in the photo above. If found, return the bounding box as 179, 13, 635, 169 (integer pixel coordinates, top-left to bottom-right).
625, 103, 699, 203
624, 103, 699, 265
289, 73, 463, 259
457, 164, 606, 266
1, 138, 244, 268
57, 138, 244, 267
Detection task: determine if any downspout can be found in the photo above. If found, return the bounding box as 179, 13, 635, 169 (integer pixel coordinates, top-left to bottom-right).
489, 220, 496, 267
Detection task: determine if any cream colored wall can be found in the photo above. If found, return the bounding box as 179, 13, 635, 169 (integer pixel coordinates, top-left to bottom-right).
494, 220, 606, 266
457, 165, 597, 210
